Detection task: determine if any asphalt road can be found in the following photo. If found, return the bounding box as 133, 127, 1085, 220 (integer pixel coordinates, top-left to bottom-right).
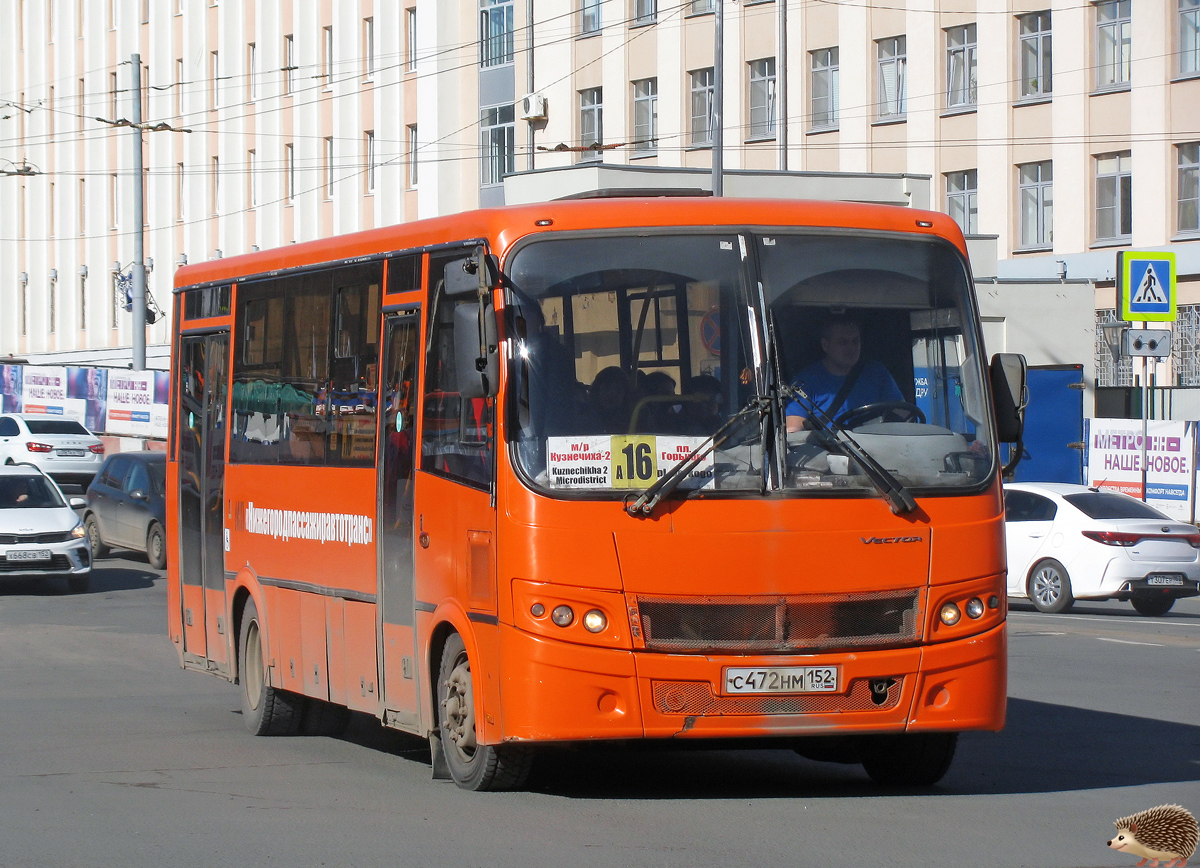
1, 557, 1197, 868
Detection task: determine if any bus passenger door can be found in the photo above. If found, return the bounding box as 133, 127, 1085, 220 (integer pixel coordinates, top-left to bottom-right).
378, 309, 422, 729
177, 332, 230, 671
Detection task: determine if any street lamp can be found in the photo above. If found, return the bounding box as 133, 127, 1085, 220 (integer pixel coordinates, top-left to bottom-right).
1099, 319, 1131, 365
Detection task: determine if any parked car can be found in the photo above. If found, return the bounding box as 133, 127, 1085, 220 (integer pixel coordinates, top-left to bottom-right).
0, 464, 92, 592
0, 414, 105, 489
1004, 482, 1200, 616
84, 451, 167, 569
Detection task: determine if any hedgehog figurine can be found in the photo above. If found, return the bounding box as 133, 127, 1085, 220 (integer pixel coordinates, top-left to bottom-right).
1108, 805, 1198, 868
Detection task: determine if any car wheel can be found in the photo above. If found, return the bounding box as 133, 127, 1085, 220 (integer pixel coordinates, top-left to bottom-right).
67, 571, 91, 594
1131, 596, 1175, 617
860, 732, 958, 787
1028, 559, 1074, 614
146, 522, 167, 570
437, 633, 532, 791
83, 514, 109, 558
238, 598, 306, 736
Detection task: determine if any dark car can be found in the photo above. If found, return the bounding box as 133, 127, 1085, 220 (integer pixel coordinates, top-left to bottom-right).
84, 452, 167, 569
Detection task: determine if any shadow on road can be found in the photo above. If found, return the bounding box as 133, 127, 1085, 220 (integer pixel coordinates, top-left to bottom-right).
0, 563, 159, 596
333, 697, 1200, 798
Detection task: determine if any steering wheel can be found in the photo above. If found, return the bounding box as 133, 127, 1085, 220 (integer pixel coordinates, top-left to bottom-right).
834, 401, 926, 428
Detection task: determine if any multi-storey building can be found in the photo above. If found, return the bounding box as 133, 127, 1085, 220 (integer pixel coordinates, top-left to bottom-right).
1, 0, 1196, 383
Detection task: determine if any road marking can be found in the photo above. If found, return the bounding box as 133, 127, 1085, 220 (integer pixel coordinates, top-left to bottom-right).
1095, 637, 1165, 647
1011, 631, 1065, 636
1009, 612, 1199, 629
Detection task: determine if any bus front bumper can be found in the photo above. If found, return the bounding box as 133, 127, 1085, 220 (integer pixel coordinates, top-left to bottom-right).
495, 621, 1006, 743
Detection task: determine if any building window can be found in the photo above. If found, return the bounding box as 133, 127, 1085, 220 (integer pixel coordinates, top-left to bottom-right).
691, 0, 715, 13
325, 137, 334, 198
324, 26, 334, 87
284, 34, 295, 94
212, 156, 220, 214
811, 48, 839, 129
690, 67, 715, 146
1018, 161, 1053, 248
248, 43, 258, 100
946, 24, 977, 108
78, 178, 85, 235
581, 0, 601, 34
407, 124, 419, 187
110, 72, 118, 117
49, 276, 56, 334
480, 0, 514, 67
481, 104, 515, 185
110, 173, 118, 228
211, 51, 220, 108
80, 274, 87, 331
285, 143, 295, 202
1096, 1, 1131, 89
365, 131, 376, 193
945, 170, 978, 235
1182, 0, 1200, 75
175, 59, 184, 115
633, 78, 658, 153
1096, 151, 1132, 240
176, 162, 184, 220
363, 17, 375, 77
747, 58, 777, 140
877, 36, 907, 118
248, 149, 259, 207
1179, 142, 1199, 233
635, 0, 656, 25
1018, 12, 1052, 98
406, 9, 417, 72
578, 88, 603, 161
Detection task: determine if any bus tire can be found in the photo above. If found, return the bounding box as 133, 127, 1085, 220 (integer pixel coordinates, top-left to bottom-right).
436, 632, 532, 791
860, 732, 958, 787
301, 699, 352, 737
238, 598, 305, 736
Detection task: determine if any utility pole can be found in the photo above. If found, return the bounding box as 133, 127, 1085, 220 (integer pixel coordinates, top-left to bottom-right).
712, 1, 724, 196
130, 54, 147, 371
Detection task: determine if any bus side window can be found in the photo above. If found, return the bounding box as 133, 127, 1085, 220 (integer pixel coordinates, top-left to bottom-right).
421, 252, 493, 489
328, 264, 382, 466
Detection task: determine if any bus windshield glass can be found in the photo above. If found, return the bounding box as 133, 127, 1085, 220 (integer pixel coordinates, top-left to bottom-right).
506, 230, 995, 500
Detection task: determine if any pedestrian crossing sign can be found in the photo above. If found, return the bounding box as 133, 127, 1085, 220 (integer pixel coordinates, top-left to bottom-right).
1118, 251, 1176, 322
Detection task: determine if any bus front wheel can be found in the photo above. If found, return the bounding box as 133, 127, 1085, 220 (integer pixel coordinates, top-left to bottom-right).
436, 632, 532, 791
238, 598, 305, 736
860, 732, 958, 787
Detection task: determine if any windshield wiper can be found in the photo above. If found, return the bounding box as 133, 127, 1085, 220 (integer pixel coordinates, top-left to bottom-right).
781, 384, 917, 516
625, 396, 769, 517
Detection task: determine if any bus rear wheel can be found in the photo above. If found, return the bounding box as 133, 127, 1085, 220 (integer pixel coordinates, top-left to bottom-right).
238, 598, 305, 736
860, 732, 958, 787
436, 633, 532, 791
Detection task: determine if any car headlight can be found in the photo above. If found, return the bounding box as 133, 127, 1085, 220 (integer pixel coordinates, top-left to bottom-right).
71, 522, 87, 539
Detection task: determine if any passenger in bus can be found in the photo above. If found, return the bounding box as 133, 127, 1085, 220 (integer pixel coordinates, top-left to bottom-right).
586, 366, 634, 434
631, 370, 678, 432
677, 374, 723, 435
784, 316, 902, 432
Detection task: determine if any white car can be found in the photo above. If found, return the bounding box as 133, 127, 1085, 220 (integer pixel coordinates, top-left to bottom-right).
0, 464, 92, 593
0, 414, 106, 489
1004, 482, 1200, 616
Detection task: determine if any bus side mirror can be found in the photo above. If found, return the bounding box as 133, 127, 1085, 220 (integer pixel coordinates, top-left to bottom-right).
443, 250, 499, 298
454, 302, 499, 399
990, 353, 1028, 443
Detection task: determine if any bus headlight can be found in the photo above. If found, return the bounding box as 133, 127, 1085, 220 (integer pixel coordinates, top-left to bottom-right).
965, 597, 985, 619
582, 609, 607, 633
551, 605, 574, 627
939, 603, 962, 626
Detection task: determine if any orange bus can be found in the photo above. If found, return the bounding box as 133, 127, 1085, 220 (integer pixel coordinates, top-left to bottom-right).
167, 197, 1026, 791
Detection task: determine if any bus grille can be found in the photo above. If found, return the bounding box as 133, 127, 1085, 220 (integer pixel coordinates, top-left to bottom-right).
651, 677, 904, 716
635, 590, 922, 654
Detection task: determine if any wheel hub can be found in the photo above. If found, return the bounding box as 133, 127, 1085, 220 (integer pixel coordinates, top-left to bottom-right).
441, 656, 477, 760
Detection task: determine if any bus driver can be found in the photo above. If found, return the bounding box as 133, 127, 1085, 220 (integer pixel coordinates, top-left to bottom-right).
784, 316, 903, 432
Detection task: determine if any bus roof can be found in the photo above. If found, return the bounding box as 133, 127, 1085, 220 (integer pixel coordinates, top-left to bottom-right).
173, 197, 966, 292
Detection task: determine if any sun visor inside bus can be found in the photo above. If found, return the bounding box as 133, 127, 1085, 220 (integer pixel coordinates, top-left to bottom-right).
454, 302, 499, 400
443, 252, 499, 297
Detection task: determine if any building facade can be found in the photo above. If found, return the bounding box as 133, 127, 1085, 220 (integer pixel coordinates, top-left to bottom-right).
1, 0, 1197, 378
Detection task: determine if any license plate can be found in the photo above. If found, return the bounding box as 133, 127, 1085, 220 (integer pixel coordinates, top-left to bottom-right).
56, 449, 86, 457
6, 549, 52, 562
724, 666, 839, 695
1146, 574, 1185, 586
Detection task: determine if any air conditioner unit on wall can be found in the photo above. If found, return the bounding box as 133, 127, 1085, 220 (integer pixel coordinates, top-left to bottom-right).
520, 93, 547, 121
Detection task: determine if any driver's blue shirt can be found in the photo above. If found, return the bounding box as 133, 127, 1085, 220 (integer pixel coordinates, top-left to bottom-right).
784, 360, 903, 421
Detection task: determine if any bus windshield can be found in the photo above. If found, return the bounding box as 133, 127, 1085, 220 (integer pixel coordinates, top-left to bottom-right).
506, 230, 995, 500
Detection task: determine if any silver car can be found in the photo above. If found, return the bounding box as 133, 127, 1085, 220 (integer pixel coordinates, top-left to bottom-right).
0, 414, 106, 489
0, 465, 92, 593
